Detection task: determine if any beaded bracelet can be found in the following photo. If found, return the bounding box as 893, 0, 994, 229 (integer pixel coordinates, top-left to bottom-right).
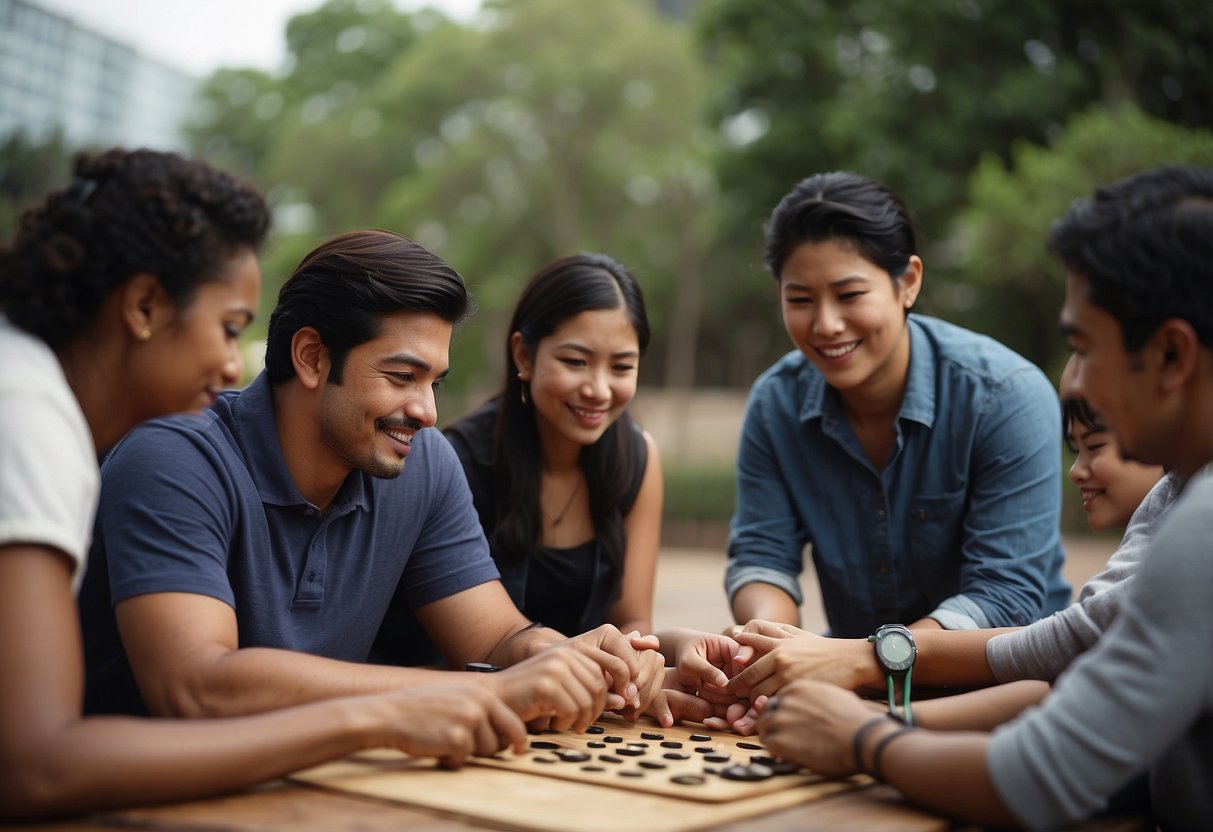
872, 725, 916, 782
851, 715, 894, 776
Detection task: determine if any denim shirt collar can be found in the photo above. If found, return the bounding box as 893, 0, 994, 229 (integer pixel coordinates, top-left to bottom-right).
223, 372, 370, 514
798, 314, 937, 430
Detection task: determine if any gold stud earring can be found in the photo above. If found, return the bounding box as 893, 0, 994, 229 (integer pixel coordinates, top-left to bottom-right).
139, 327, 152, 341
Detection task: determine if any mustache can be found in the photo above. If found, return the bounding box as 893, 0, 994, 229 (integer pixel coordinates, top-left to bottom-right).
377, 417, 426, 433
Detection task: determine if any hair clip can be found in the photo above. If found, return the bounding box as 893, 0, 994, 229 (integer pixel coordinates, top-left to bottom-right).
67, 177, 99, 206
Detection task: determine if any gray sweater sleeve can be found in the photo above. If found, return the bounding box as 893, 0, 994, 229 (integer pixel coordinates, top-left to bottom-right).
985, 473, 1181, 682
987, 470, 1213, 831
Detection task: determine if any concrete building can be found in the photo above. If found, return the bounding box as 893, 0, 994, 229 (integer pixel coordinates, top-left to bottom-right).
0, 0, 198, 150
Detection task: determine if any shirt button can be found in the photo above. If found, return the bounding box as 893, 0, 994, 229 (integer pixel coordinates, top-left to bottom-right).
877, 563, 890, 575
307, 571, 316, 582
304, 507, 316, 516
877, 508, 886, 516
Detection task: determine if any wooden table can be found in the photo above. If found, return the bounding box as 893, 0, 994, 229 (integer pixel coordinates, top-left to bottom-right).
5, 769, 1151, 832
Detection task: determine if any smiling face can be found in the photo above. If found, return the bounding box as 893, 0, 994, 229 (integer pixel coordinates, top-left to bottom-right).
315, 309, 452, 479
134, 247, 260, 417
513, 306, 640, 458
778, 239, 920, 398
1066, 417, 1163, 532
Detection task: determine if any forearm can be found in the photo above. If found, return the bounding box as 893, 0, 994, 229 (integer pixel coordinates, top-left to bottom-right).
2, 699, 378, 820
912, 681, 1051, 731
865, 727, 1017, 828
909, 627, 1020, 688
146, 647, 457, 718
731, 582, 800, 626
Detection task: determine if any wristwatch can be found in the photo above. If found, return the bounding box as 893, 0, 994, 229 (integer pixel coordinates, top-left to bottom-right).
464, 662, 505, 673
868, 623, 916, 725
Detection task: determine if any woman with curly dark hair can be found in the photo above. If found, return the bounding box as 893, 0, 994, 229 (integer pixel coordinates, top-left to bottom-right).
0, 148, 523, 820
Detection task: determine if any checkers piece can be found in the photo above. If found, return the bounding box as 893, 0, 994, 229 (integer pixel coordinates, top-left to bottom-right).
603, 736, 624, 743
720, 763, 774, 781
660, 741, 683, 749
530, 741, 560, 750
694, 746, 715, 754
534, 756, 557, 764
587, 741, 606, 749
663, 752, 690, 761
689, 733, 711, 742
616, 747, 645, 757
671, 774, 706, 786
640, 731, 664, 740
555, 750, 591, 763
581, 766, 605, 773
599, 755, 623, 764
619, 770, 645, 778
638, 760, 667, 770
704, 753, 730, 763
585, 725, 606, 735
737, 741, 764, 750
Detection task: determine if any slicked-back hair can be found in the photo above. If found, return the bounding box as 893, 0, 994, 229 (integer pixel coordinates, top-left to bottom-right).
0, 147, 268, 349
264, 230, 469, 384
1049, 165, 1213, 353
764, 171, 918, 283
457, 252, 649, 575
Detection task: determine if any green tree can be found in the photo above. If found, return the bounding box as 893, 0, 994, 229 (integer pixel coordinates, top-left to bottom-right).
956, 104, 1213, 373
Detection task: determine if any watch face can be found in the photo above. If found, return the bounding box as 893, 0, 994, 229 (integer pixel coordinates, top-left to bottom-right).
881, 632, 913, 664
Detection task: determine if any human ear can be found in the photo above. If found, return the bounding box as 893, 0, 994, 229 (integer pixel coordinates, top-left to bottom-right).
291, 327, 329, 390
899, 256, 923, 309
1154, 319, 1199, 393
510, 331, 532, 380
119, 272, 172, 340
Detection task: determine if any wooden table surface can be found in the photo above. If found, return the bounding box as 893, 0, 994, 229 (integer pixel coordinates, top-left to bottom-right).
5, 768, 1151, 832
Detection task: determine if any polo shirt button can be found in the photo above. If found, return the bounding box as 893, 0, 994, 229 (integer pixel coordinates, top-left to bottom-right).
307, 571, 316, 582
877, 563, 890, 575
304, 507, 316, 516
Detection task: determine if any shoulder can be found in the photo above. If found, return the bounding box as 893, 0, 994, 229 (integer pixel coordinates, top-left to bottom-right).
746, 350, 816, 412
914, 315, 1053, 403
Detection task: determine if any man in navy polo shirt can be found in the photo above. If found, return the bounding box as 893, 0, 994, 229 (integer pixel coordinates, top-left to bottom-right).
80, 230, 660, 728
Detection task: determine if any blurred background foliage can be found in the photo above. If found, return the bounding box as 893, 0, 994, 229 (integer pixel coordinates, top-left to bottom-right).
3, 0, 1212, 534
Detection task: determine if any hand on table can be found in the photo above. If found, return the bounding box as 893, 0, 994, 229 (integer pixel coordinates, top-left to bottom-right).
488, 643, 618, 732
373, 683, 527, 769
756, 678, 878, 777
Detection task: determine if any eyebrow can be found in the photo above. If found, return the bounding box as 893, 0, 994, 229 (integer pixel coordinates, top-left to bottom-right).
554, 342, 639, 359
379, 354, 451, 380
782, 276, 870, 291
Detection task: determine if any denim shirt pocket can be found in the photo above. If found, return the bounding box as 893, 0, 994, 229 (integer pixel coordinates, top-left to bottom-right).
907, 488, 966, 598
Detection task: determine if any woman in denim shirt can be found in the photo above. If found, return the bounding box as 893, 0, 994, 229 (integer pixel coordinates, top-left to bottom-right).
726, 171, 1070, 638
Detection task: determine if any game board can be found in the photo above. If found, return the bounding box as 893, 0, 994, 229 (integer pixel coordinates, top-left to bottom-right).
471, 714, 827, 801
289, 717, 866, 832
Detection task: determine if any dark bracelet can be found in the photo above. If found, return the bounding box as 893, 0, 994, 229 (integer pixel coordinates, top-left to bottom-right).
871, 725, 916, 783
851, 715, 894, 777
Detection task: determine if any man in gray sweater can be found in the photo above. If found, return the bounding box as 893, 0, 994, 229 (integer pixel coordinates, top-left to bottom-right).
753, 165, 1213, 831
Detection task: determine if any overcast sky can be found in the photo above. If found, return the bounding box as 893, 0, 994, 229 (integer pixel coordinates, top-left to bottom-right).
36, 0, 481, 76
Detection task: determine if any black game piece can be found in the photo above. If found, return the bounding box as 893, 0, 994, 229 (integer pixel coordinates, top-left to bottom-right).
671, 775, 706, 786
703, 766, 718, 775
737, 741, 764, 750
534, 756, 556, 764
616, 747, 645, 757
720, 763, 774, 781
694, 746, 714, 753
704, 753, 730, 763
638, 761, 667, 770
604, 736, 623, 743
530, 741, 560, 750
581, 765, 605, 772
640, 731, 664, 740
555, 750, 591, 763
587, 741, 606, 749
599, 755, 623, 764
586, 725, 606, 734
619, 770, 645, 778
663, 752, 690, 761
689, 733, 711, 742
660, 741, 683, 749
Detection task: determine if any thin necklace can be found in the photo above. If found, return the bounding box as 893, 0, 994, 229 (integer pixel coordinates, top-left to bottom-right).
548, 476, 582, 527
